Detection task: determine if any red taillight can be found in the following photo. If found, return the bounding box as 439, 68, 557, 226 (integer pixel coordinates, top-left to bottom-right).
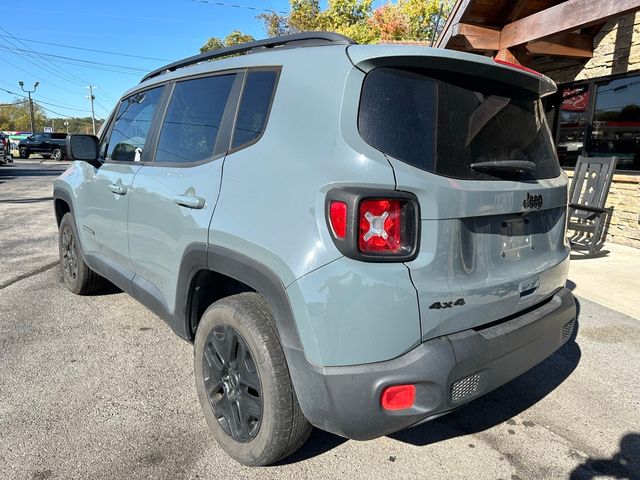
326, 189, 418, 261
381, 384, 416, 411
329, 201, 347, 239
359, 199, 403, 253
493, 58, 542, 77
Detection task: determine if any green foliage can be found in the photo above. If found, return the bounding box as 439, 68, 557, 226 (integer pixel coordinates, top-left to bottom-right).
46, 117, 105, 134
252, 0, 451, 44
0, 98, 103, 134
398, 0, 441, 40
201, 0, 453, 53
200, 30, 257, 53
0, 99, 46, 131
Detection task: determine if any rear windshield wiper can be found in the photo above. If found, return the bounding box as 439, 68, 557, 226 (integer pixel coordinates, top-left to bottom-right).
470, 160, 536, 174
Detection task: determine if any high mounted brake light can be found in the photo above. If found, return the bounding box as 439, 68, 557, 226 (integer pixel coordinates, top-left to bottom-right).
325, 188, 419, 262
493, 58, 543, 77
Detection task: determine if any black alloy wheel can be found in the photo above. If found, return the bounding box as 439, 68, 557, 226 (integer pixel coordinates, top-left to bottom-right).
203, 325, 262, 443
58, 212, 107, 295
60, 223, 79, 285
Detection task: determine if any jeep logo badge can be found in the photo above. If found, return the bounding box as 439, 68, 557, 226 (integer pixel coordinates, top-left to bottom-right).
523, 193, 543, 209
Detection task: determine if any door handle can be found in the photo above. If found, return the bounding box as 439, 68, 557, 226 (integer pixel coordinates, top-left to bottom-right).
173, 194, 205, 209
109, 183, 127, 195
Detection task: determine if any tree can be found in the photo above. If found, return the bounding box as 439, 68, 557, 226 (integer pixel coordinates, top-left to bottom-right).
254, 0, 451, 44
0, 99, 46, 132
200, 30, 256, 53
47, 117, 105, 134
201, 1, 453, 53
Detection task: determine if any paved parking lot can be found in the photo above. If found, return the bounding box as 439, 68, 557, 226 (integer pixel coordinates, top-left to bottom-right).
1, 160, 639, 480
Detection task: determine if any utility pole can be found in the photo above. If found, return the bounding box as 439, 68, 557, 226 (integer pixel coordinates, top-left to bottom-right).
86, 85, 96, 135
18, 80, 39, 133
64, 121, 69, 133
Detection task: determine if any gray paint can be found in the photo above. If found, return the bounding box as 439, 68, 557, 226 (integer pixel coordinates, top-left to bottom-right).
54, 42, 573, 369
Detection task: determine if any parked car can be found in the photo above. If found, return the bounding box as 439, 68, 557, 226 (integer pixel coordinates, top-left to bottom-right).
0, 132, 11, 164
53, 32, 576, 466
18, 132, 67, 160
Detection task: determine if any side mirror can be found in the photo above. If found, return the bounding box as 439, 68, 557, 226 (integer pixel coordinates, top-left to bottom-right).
66, 134, 101, 167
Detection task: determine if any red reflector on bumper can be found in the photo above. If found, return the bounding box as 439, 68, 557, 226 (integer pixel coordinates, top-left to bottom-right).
381, 384, 415, 410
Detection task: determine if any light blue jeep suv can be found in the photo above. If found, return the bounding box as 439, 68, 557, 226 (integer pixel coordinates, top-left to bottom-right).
54, 32, 576, 466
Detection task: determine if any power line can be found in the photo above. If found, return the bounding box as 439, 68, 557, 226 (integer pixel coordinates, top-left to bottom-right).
0, 43, 84, 96
0, 100, 29, 107
0, 45, 149, 73
0, 34, 172, 62
0, 27, 89, 87
39, 105, 75, 119
191, 0, 287, 14
1, 87, 91, 113
0, 79, 88, 110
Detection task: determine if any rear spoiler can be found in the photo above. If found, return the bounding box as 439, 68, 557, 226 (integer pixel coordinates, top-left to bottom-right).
346, 45, 556, 98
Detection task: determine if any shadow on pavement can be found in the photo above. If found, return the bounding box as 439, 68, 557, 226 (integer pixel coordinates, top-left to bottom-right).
0, 166, 65, 178
389, 297, 583, 447
275, 428, 348, 465
570, 249, 610, 261
280, 299, 583, 463
569, 433, 640, 480
0, 196, 54, 204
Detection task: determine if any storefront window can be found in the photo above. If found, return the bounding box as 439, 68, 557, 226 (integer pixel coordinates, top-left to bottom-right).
588, 76, 640, 170
557, 85, 590, 167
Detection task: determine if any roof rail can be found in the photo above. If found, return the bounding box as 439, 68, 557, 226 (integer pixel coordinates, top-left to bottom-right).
141, 31, 357, 83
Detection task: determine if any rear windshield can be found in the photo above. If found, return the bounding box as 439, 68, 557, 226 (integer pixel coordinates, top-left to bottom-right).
358, 67, 560, 181
51, 133, 68, 140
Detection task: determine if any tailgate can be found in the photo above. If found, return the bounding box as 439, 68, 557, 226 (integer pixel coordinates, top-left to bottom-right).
352, 48, 570, 340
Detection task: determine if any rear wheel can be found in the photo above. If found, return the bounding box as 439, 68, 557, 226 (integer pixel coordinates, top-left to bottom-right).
58, 212, 107, 295
52, 148, 63, 161
194, 293, 312, 466
19, 148, 28, 159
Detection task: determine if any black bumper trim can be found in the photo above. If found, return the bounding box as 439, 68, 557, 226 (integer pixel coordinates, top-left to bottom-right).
287, 287, 576, 440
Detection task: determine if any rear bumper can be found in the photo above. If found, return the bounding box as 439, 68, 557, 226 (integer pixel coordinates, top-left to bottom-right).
287, 287, 576, 440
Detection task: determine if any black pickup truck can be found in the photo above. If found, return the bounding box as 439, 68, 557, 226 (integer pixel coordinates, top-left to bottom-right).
18, 132, 68, 160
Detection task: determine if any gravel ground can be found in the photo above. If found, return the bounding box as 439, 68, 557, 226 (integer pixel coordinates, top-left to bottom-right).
0, 160, 638, 480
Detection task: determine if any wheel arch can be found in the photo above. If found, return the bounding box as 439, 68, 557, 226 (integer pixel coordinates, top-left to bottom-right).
178, 245, 304, 354
53, 188, 73, 226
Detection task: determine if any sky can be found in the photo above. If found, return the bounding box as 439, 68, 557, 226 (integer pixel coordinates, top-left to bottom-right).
0, 0, 382, 122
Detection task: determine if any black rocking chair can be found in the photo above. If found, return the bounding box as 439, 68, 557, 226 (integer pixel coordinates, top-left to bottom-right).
567, 155, 618, 255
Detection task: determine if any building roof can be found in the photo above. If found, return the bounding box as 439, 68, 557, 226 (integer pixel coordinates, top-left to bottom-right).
436, 0, 640, 74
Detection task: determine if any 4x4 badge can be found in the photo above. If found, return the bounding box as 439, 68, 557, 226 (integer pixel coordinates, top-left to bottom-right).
523, 193, 543, 209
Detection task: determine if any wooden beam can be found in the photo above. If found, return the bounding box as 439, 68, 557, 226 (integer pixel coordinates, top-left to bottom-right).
526, 33, 593, 58
494, 48, 529, 66
451, 23, 500, 51
500, 0, 640, 49
435, 0, 471, 49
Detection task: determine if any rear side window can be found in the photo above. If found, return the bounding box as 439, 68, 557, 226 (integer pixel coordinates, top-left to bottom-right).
105, 87, 164, 162
231, 70, 278, 149
155, 74, 235, 164
359, 67, 560, 180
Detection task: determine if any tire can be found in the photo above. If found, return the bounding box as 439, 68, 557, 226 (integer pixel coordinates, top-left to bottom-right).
58, 212, 107, 295
194, 293, 312, 466
19, 148, 28, 159
52, 148, 63, 161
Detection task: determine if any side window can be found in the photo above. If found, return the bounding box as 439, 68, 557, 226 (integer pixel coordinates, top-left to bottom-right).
104, 86, 164, 162
231, 70, 278, 149
155, 74, 236, 164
